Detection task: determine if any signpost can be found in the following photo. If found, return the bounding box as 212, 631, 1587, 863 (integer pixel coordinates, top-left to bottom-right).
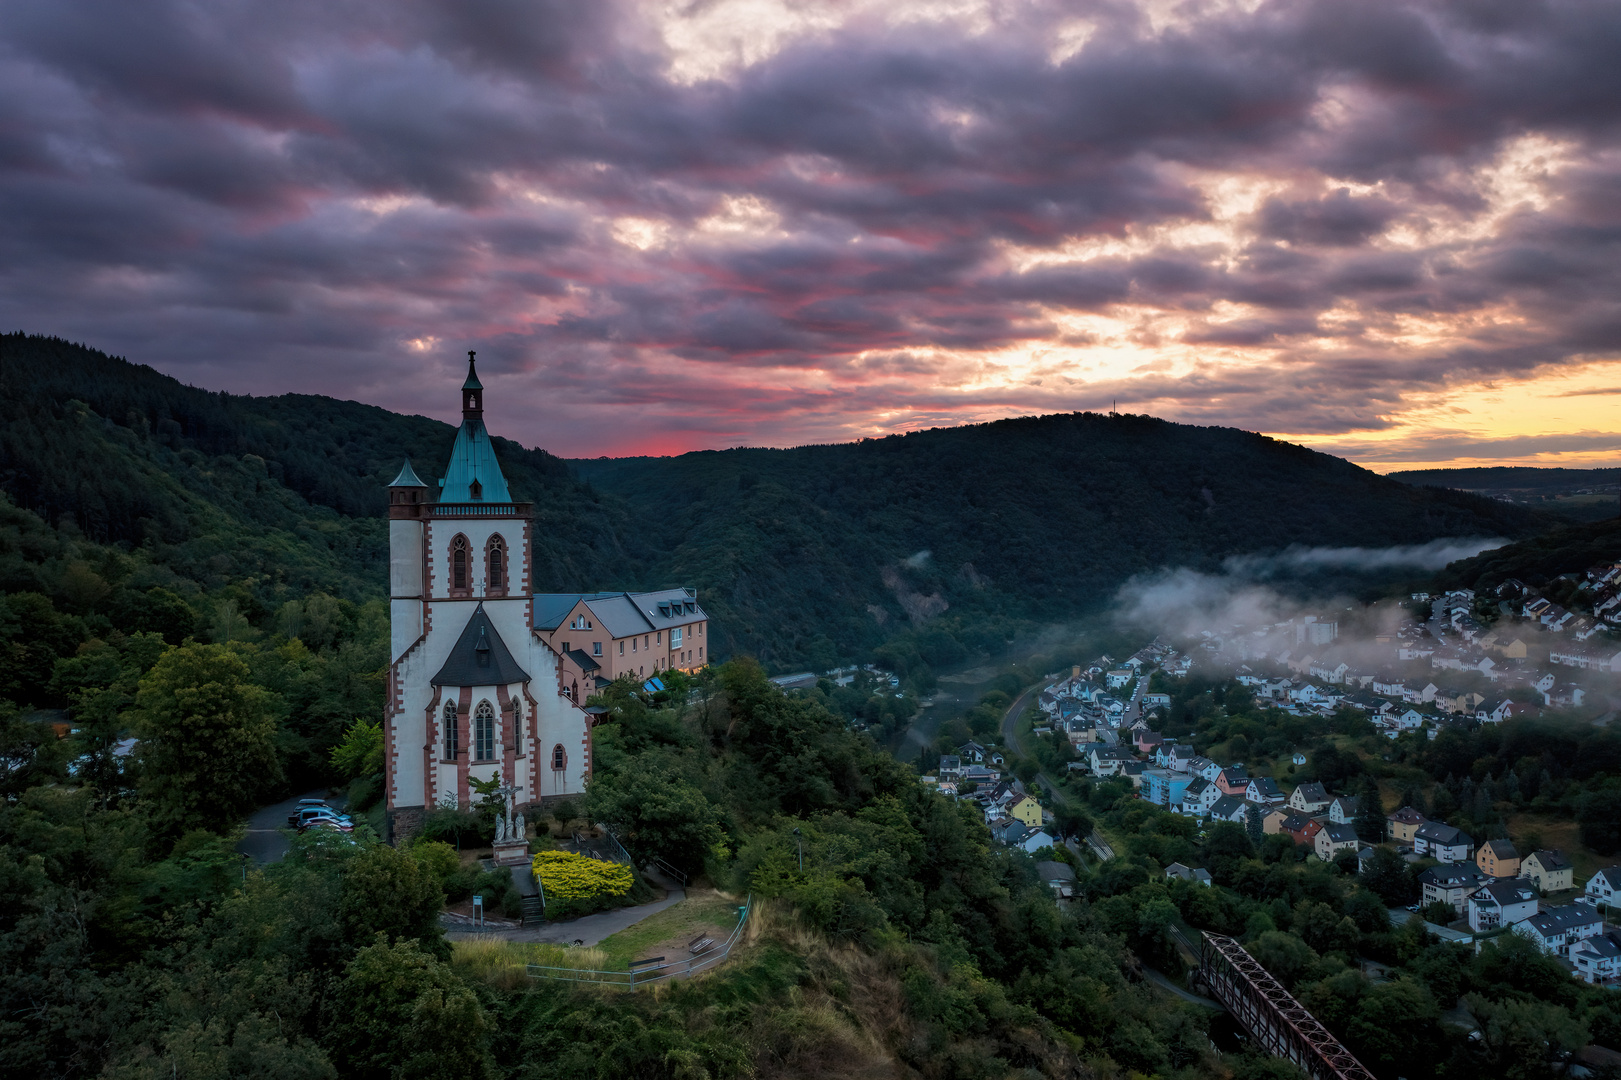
472, 894, 483, 928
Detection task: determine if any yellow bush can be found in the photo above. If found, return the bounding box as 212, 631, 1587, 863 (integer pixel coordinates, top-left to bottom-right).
532, 850, 634, 900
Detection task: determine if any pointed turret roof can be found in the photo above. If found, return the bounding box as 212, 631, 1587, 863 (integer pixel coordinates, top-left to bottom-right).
462, 351, 483, 390
431, 604, 529, 687
390, 458, 427, 487
440, 420, 512, 503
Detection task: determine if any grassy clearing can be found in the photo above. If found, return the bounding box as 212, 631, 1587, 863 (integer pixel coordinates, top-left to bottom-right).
1505, 813, 1620, 885
595, 890, 743, 969
451, 938, 612, 990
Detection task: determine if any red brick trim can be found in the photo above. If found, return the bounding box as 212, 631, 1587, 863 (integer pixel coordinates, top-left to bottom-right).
455, 686, 472, 807
423, 685, 444, 809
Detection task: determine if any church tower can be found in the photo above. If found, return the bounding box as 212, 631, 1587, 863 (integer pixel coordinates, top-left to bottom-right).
383, 352, 591, 843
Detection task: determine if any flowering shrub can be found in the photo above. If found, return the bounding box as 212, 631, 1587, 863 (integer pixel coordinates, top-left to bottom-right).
532, 851, 634, 902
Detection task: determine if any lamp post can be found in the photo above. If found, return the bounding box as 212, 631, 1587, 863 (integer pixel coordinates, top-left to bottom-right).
793, 827, 802, 873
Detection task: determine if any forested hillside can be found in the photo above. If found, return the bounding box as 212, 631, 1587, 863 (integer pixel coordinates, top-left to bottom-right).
1435, 516, 1621, 593
576, 415, 1542, 671
0, 333, 1544, 683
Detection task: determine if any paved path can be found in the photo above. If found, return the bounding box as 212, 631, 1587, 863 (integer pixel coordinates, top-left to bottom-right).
1144, 966, 1223, 1010
446, 867, 688, 946
238, 789, 344, 864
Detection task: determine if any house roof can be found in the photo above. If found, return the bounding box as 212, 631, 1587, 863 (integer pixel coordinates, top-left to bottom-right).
1321, 823, 1358, 843
1480, 838, 1519, 860
1418, 865, 1486, 888
1524, 904, 1601, 936
533, 589, 708, 637
1036, 860, 1077, 883
1330, 796, 1360, 813
1295, 782, 1328, 803
565, 648, 600, 673
1472, 880, 1537, 906
1573, 932, 1621, 960
1529, 848, 1572, 871
1415, 821, 1472, 846
431, 604, 530, 687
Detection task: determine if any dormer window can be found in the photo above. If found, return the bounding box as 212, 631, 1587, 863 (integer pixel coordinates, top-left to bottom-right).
469, 478, 483, 500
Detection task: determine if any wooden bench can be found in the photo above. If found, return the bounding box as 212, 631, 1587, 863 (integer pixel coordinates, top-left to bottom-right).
628, 955, 665, 970
688, 935, 716, 955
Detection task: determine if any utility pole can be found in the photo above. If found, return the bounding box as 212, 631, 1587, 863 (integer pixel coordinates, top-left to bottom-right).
793, 827, 803, 873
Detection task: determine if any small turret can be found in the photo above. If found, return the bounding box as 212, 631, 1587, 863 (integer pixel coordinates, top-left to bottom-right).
388, 458, 429, 519
462, 350, 483, 420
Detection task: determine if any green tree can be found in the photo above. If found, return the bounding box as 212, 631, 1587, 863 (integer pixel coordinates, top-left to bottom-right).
132, 643, 282, 836
585, 765, 727, 874
329, 719, 384, 781
338, 843, 447, 959
329, 938, 492, 1080
1462, 992, 1589, 1080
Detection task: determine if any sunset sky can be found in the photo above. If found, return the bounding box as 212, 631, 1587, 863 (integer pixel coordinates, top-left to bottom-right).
2, 0, 1619, 468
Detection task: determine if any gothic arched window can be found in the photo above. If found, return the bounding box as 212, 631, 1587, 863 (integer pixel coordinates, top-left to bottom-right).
486, 534, 506, 594
551, 744, 567, 772
450, 534, 470, 593
511, 699, 524, 757
474, 700, 495, 761
443, 699, 459, 760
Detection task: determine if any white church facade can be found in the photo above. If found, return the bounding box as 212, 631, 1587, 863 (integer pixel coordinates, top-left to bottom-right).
383, 353, 704, 842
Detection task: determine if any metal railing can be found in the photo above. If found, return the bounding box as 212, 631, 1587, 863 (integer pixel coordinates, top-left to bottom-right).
648, 856, 688, 887
526, 895, 753, 988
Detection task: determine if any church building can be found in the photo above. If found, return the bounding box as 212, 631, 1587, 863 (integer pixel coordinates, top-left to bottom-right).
382, 353, 705, 842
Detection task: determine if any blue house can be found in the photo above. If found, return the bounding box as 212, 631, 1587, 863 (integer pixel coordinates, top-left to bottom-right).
1143, 768, 1193, 808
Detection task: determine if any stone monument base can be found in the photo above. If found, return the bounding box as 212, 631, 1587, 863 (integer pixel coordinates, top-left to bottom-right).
492, 840, 531, 867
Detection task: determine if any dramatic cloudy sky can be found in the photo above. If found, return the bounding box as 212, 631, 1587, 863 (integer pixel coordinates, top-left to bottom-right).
3, 0, 1620, 465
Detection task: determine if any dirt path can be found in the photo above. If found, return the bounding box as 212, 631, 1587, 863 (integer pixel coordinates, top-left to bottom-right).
445, 866, 688, 946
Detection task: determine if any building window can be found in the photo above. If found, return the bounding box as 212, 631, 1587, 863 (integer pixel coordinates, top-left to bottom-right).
512, 700, 524, 758
474, 700, 495, 761
487, 534, 506, 593
593, 642, 602, 656
672, 627, 682, 647
699, 646, 703, 658
469, 478, 483, 500
450, 534, 470, 592
656, 631, 662, 644
443, 700, 459, 759
620, 641, 625, 655
551, 744, 567, 771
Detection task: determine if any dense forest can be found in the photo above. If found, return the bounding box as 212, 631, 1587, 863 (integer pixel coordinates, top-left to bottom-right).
1435, 516, 1621, 594
0, 333, 1546, 678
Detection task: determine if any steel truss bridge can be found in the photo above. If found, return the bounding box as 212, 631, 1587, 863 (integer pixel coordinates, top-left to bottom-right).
1195, 933, 1376, 1080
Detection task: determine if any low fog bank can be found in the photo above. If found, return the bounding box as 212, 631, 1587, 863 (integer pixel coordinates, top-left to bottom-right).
1112, 537, 1507, 670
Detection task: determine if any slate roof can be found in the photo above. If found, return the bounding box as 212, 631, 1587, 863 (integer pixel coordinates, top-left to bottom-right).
1480, 838, 1519, 860
1523, 904, 1601, 936
532, 589, 708, 638
1529, 848, 1573, 871
1416, 821, 1472, 847
565, 648, 600, 673
431, 604, 530, 687
1295, 782, 1329, 804
1037, 860, 1077, 883
1208, 795, 1247, 820
1472, 880, 1536, 906
1418, 865, 1486, 889
1321, 823, 1358, 844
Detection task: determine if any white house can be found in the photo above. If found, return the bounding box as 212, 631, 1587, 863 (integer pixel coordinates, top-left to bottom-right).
1413, 821, 1474, 863
1467, 880, 1539, 933
1514, 904, 1604, 957
1572, 932, 1621, 984
1327, 796, 1361, 825
1585, 867, 1621, 909
1017, 828, 1058, 854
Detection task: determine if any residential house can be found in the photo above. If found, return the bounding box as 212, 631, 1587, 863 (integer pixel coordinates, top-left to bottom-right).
1088, 746, 1136, 777
1261, 806, 1294, 835
1521, 849, 1575, 893
1189, 756, 1218, 779
1315, 823, 1361, 862
957, 741, 988, 763
1387, 806, 1427, 843
1584, 867, 1621, 908
1543, 683, 1586, 709
1166, 744, 1194, 772
1216, 766, 1251, 795
1037, 860, 1077, 900
1467, 881, 1539, 932
1288, 782, 1331, 814
1245, 777, 1286, 805
1476, 839, 1521, 879
1475, 699, 1515, 724
1291, 751, 1308, 766
1327, 796, 1361, 825
1413, 821, 1474, 863
938, 755, 962, 777
1015, 828, 1058, 855
988, 817, 1022, 844
1133, 730, 1165, 754
1105, 669, 1132, 689
1418, 864, 1487, 916
1007, 795, 1044, 829
1572, 931, 1621, 984
1180, 778, 1220, 816
1280, 814, 1322, 847
1207, 795, 1249, 823
1165, 862, 1214, 887
961, 765, 1000, 785
1514, 904, 1603, 957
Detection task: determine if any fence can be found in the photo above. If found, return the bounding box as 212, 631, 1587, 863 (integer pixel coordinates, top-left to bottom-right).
526, 895, 753, 988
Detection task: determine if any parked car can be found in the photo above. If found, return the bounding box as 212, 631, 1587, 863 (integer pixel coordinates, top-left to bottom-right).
289, 806, 352, 833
